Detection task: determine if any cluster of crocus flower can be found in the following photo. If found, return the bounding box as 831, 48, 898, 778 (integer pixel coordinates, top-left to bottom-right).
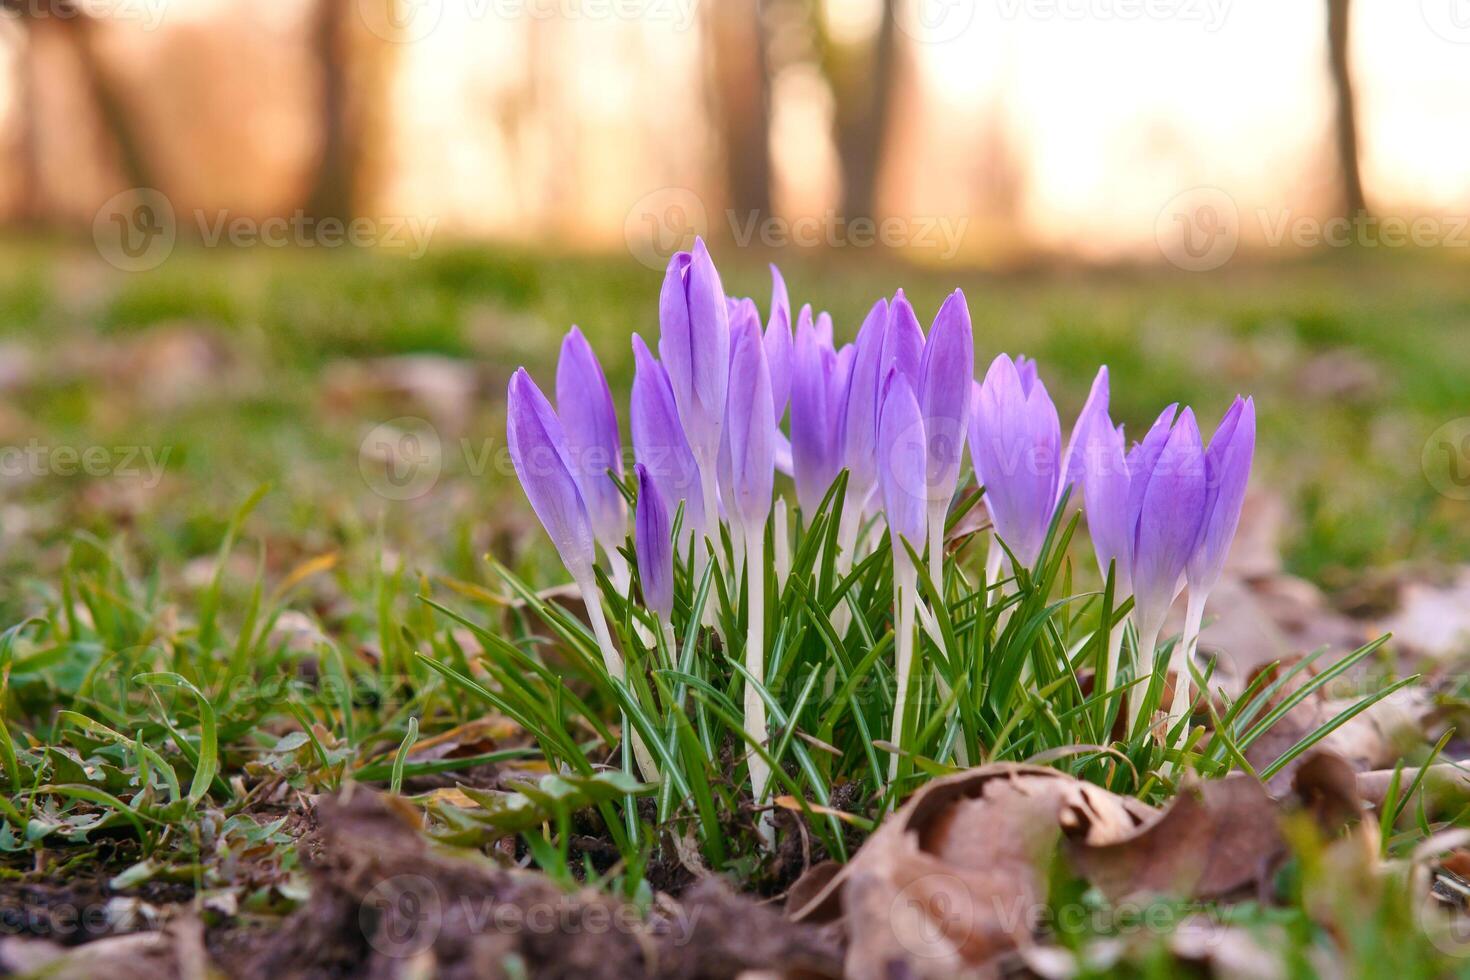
506, 238, 1255, 806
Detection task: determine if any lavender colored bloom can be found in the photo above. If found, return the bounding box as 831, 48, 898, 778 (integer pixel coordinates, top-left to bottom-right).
968, 353, 1063, 569
634, 463, 674, 620
764, 265, 793, 420
1129, 407, 1207, 638
877, 374, 927, 557
630, 334, 705, 537
719, 311, 776, 534
1187, 396, 1255, 596
1080, 415, 1134, 595
1061, 366, 1111, 496
556, 326, 625, 554
790, 307, 843, 514
658, 238, 729, 466
506, 368, 596, 581
881, 290, 924, 394
917, 289, 973, 505
838, 298, 890, 510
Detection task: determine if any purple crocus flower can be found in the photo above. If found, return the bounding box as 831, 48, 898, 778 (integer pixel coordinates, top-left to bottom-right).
1061, 366, 1111, 497
1080, 414, 1134, 596
630, 334, 705, 539
634, 463, 674, 620
719, 310, 775, 534
506, 368, 596, 582
837, 298, 890, 511
556, 326, 625, 556
877, 374, 928, 559
658, 238, 729, 468
789, 307, 845, 515
881, 290, 924, 394
916, 289, 973, 508
968, 354, 1063, 569
1187, 396, 1255, 596
1128, 406, 1207, 640
764, 265, 793, 420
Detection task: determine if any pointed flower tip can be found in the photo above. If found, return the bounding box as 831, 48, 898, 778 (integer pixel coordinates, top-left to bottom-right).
633, 463, 673, 620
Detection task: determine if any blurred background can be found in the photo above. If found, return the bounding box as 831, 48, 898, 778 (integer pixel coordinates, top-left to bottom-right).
0, 0, 1468, 653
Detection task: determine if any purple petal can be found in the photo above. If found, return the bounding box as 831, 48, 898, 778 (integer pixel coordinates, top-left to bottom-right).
723, 312, 775, 532
507, 368, 596, 579
1131, 408, 1207, 634
969, 354, 1061, 568
790, 309, 840, 514
881, 290, 924, 394
658, 238, 729, 462
634, 463, 674, 620
877, 374, 927, 554
1061, 365, 1110, 499
556, 326, 625, 552
630, 334, 705, 537
917, 289, 974, 502
838, 298, 889, 507
1124, 402, 1180, 533
1187, 396, 1255, 594
764, 267, 793, 418
1081, 415, 1133, 595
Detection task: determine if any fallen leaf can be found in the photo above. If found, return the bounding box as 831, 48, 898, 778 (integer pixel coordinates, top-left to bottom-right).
1065, 773, 1285, 902
789, 764, 1152, 977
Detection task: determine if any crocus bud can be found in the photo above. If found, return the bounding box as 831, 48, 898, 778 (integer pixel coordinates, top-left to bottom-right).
917, 289, 973, 506
1061, 366, 1110, 495
838, 298, 889, 510
881, 290, 924, 394
968, 354, 1063, 569
877, 374, 927, 560
790, 307, 842, 515
1080, 413, 1134, 596
506, 368, 596, 581
764, 265, 793, 420
1187, 396, 1255, 596
634, 463, 674, 620
720, 311, 775, 534
659, 238, 729, 466
1130, 407, 1207, 639
630, 334, 705, 538
556, 326, 625, 555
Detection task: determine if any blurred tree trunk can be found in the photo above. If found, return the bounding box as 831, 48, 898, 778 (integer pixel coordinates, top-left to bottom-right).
709, 0, 772, 217
2, 0, 158, 195
819, 0, 898, 220
1326, 0, 1367, 216
13, 28, 45, 225
305, 0, 358, 221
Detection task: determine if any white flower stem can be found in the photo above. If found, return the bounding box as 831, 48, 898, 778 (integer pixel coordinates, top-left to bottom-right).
694, 451, 721, 627
1127, 619, 1163, 738
773, 498, 790, 590
889, 554, 917, 785
660, 619, 678, 670
576, 574, 660, 784
1100, 613, 1125, 705
926, 501, 946, 599
1166, 591, 1208, 743
743, 525, 773, 844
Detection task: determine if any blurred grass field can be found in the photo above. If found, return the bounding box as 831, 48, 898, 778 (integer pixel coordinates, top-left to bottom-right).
1, 240, 1467, 619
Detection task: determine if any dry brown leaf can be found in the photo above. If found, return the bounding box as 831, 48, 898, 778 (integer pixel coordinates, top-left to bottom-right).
788, 764, 1152, 978
1065, 773, 1285, 903
1357, 760, 1470, 820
